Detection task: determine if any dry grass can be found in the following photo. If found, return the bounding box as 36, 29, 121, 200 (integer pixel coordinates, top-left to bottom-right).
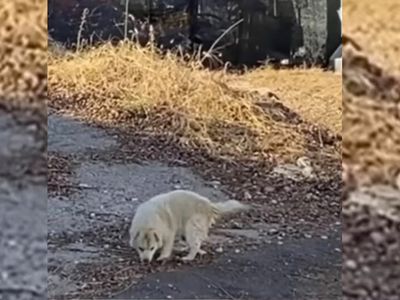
344, 0, 400, 74
229, 68, 342, 134
49, 43, 340, 161
0, 0, 47, 103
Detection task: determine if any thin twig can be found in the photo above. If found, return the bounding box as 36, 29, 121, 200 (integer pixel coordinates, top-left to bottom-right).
109, 276, 138, 298
64, 247, 100, 254
194, 272, 236, 300
77, 8, 89, 51
201, 18, 244, 64
318, 129, 324, 147
47, 182, 99, 190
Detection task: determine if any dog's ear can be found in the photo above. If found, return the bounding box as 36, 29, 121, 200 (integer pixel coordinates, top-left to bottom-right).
152, 231, 160, 243
129, 231, 139, 247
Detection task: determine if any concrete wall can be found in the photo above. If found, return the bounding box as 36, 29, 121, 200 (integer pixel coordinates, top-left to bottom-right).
299, 0, 328, 63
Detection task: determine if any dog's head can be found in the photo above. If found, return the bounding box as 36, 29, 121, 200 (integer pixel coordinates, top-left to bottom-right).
129, 228, 162, 263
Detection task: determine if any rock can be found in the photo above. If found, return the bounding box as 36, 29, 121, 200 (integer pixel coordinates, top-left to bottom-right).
209, 180, 221, 187
370, 231, 385, 245
302, 166, 314, 178
244, 191, 252, 200
263, 186, 275, 193
231, 221, 243, 229
342, 233, 352, 244
268, 228, 278, 235
7, 239, 17, 247
345, 259, 357, 270
26, 124, 38, 132
215, 247, 223, 253
173, 159, 187, 166
1, 271, 9, 280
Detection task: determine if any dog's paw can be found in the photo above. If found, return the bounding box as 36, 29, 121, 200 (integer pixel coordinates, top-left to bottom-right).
156, 255, 171, 262
181, 255, 196, 262
173, 246, 189, 253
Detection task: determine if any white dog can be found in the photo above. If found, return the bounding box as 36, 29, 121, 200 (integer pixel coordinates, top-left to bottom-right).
129, 190, 249, 262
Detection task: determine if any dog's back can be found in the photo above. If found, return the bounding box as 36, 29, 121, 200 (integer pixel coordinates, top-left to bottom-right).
131, 190, 214, 227
149, 190, 217, 224
143, 189, 248, 222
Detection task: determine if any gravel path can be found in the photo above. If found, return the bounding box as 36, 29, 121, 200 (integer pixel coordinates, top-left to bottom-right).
343, 186, 400, 299
115, 236, 341, 300
0, 107, 47, 300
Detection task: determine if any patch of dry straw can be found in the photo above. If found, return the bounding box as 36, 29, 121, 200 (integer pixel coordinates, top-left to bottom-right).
229, 67, 342, 134
49, 43, 338, 160
344, 0, 400, 74
0, 0, 47, 103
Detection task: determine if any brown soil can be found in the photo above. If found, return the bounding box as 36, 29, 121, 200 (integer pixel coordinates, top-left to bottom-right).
48, 153, 76, 196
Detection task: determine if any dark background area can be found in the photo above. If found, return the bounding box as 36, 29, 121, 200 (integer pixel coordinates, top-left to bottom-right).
48, 0, 341, 67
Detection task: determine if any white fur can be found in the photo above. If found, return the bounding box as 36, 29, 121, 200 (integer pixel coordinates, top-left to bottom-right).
129, 190, 249, 262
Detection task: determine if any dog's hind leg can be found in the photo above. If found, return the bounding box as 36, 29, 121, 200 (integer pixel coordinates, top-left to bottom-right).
182, 215, 208, 261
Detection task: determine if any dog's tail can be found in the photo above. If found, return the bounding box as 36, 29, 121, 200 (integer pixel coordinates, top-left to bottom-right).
212, 200, 250, 215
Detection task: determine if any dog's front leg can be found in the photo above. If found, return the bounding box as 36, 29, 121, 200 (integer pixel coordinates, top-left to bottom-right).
157, 235, 174, 261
